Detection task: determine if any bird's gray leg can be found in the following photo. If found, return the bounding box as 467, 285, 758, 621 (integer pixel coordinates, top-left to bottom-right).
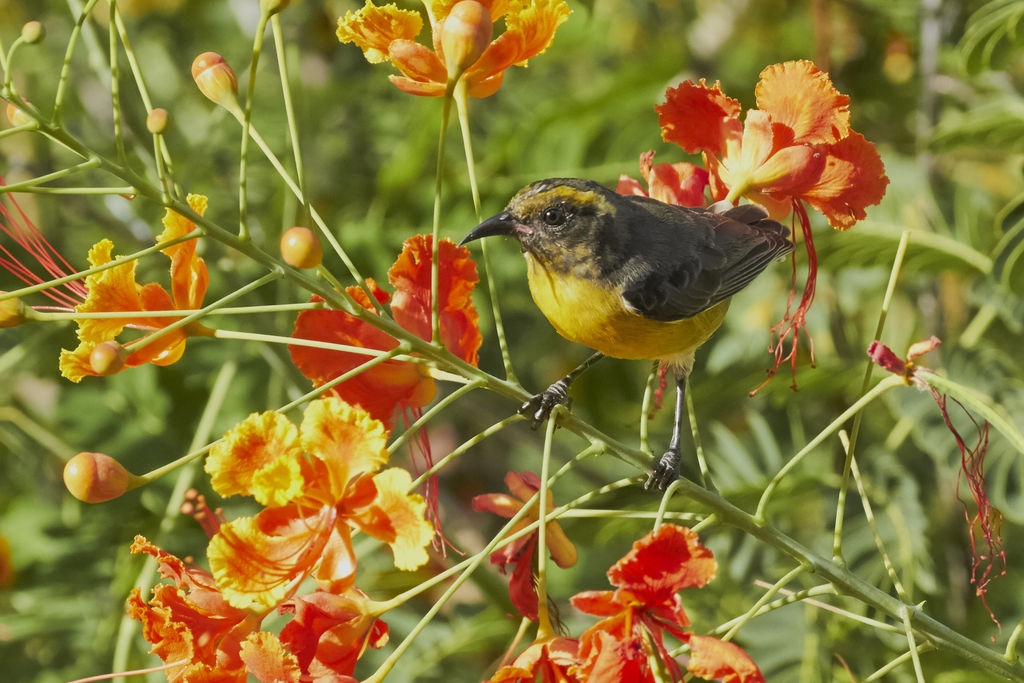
645, 374, 687, 490
520, 351, 604, 427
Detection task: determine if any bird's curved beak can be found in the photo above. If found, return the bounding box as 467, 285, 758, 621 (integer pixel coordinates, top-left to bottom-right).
459, 212, 523, 246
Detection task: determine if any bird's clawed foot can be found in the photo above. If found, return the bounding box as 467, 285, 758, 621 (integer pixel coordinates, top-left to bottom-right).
519, 377, 573, 427
644, 447, 681, 491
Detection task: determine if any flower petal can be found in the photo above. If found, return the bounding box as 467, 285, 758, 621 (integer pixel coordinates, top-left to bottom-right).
239, 632, 301, 683
337, 0, 423, 64
503, 0, 571, 65
687, 635, 765, 683
210, 506, 334, 610
300, 397, 390, 491
607, 524, 717, 602
658, 79, 742, 158
362, 467, 433, 571
388, 234, 482, 365
388, 38, 447, 83
755, 60, 850, 146
802, 131, 888, 230
205, 410, 303, 503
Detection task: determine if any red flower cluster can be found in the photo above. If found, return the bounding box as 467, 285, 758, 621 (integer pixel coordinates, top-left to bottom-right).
481, 522, 764, 683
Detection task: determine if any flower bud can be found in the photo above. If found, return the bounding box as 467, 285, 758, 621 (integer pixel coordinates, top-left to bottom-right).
64, 452, 144, 503
0, 292, 27, 328
5, 101, 32, 127
89, 341, 128, 376
191, 52, 240, 112
21, 21, 44, 44
280, 226, 322, 269
260, 0, 292, 16
146, 108, 169, 134
441, 1, 492, 79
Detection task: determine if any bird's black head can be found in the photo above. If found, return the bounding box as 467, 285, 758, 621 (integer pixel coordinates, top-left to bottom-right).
459, 178, 622, 272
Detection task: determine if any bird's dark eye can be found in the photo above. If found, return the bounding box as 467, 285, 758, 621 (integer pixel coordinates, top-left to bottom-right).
541, 206, 567, 226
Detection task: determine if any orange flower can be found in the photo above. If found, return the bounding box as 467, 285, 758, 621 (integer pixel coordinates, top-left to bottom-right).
204, 397, 433, 610
277, 589, 389, 680
127, 536, 262, 682
657, 60, 887, 229
58, 194, 214, 382
488, 635, 581, 682
570, 525, 763, 683
472, 470, 577, 621
616, 150, 709, 208
336, 0, 571, 97
290, 235, 481, 428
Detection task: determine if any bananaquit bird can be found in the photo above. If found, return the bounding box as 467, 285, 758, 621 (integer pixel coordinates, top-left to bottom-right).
460, 178, 793, 489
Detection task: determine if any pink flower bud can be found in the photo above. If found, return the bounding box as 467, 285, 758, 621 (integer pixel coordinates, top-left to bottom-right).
64, 452, 144, 503
441, 1, 492, 79
191, 52, 240, 111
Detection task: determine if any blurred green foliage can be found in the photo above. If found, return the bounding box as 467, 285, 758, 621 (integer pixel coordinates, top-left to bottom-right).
2, 0, 1024, 681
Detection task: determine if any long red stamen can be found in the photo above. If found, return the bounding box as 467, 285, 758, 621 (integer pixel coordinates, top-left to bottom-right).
751, 199, 817, 395
0, 177, 87, 308
934, 392, 1005, 631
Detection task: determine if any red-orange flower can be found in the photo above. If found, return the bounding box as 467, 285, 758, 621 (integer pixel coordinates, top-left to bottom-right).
570, 525, 763, 683
473, 471, 577, 621
204, 397, 434, 610
616, 150, 709, 208
488, 635, 581, 682
127, 536, 262, 682
657, 60, 887, 229
290, 235, 481, 428
59, 194, 213, 382
277, 589, 389, 680
336, 0, 571, 98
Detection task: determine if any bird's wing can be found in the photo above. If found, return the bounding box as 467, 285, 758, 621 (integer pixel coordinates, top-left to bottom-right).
621, 204, 794, 322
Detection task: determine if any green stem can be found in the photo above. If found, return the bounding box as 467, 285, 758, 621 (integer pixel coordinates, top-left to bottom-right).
453, 83, 516, 381
53, 0, 103, 123
0, 230, 200, 303
845, 432, 909, 601
408, 414, 521, 491
387, 379, 485, 455
107, 1, 126, 163
535, 408, 559, 639
122, 271, 281, 354
430, 82, 457, 345
110, 362, 237, 677
237, 12, 272, 239
900, 604, 927, 682
0, 158, 102, 192
756, 374, 904, 521
721, 564, 807, 641
271, 14, 307, 216
833, 229, 910, 561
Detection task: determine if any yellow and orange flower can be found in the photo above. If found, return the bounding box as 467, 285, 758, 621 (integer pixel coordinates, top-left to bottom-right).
127, 536, 266, 682
290, 235, 481, 428
657, 60, 887, 230
336, 0, 571, 97
204, 397, 434, 610
58, 194, 213, 382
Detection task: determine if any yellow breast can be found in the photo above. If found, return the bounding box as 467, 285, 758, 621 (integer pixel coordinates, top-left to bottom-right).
525, 256, 729, 363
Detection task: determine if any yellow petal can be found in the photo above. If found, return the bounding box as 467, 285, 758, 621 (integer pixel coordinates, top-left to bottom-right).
206, 411, 303, 500
504, 0, 571, 66
368, 468, 433, 571
337, 0, 423, 64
